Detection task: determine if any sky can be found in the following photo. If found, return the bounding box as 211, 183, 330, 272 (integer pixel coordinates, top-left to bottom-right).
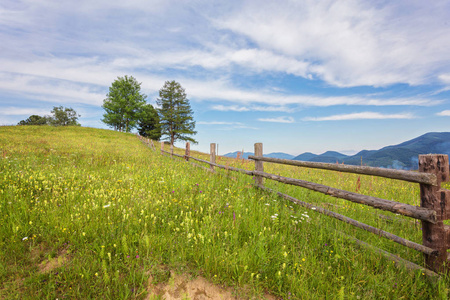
1, 0, 450, 156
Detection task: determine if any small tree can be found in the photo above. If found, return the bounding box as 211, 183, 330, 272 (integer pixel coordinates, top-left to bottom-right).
49, 106, 80, 126
18, 115, 49, 126
156, 80, 197, 145
102, 75, 147, 132
137, 104, 161, 140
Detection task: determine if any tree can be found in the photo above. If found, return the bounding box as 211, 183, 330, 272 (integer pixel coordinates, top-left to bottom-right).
102, 75, 147, 132
137, 104, 162, 140
49, 106, 80, 126
18, 115, 46, 126
156, 80, 197, 145
18, 115, 49, 125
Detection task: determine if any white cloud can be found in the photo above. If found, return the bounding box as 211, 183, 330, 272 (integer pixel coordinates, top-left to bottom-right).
216, 0, 450, 87
303, 112, 415, 121
211, 104, 293, 112
0, 73, 105, 105
436, 110, 450, 116
0, 0, 447, 119
258, 116, 295, 123
0, 107, 49, 116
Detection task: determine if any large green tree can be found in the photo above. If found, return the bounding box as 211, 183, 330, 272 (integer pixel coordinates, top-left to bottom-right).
137, 103, 162, 140
102, 75, 146, 132
49, 106, 80, 126
156, 80, 197, 145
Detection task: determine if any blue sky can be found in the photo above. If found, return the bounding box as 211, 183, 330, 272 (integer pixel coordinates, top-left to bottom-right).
1, 0, 450, 155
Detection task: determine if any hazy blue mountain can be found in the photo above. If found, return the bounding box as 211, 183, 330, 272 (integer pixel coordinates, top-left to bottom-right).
265, 152, 295, 160
224, 132, 450, 170
343, 132, 450, 169
294, 151, 347, 163
223, 151, 294, 160
321, 151, 349, 159
290, 132, 450, 169
293, 152, 317, 161
223, 151, 254, 159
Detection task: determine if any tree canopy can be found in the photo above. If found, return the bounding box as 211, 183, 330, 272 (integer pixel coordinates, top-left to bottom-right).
49, 106, 80, 126
18, 115, 49, 126
102, 75, 147, 132
18, 106, 80, 126
156, 80, 197, 145
137, 103, 162, 140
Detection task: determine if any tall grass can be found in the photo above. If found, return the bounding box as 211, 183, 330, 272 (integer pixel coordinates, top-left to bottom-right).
0, 126, 449, 299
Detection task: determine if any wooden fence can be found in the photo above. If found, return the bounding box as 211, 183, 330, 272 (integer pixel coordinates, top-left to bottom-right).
139, 136, 450, 275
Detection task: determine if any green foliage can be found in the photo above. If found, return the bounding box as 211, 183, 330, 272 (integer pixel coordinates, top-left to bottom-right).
102, 75, 147, 132
156, 80, 197, 145
137, 104, 161, 140
49, 106, 80, 126
18, 107, 80, 127
17, 115, 49, 126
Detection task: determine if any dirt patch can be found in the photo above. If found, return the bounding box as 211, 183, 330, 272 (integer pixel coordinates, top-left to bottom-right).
38, 248, 70, 273
146, 270, 277, 300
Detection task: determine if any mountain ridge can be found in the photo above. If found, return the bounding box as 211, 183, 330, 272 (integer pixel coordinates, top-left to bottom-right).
223, 132, 450, 170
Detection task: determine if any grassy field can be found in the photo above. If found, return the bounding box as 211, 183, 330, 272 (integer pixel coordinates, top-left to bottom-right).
1, 126, 449, 299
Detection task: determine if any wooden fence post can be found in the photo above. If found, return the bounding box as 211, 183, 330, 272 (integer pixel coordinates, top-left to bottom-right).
419, 154, 450, 273
254, 143, 264, 187
185, 142, 190, 162
210, 143, 216, 171
160, 141, 164, 155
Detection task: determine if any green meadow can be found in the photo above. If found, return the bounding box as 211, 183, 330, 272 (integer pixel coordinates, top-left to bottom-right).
1, 126, 449, 299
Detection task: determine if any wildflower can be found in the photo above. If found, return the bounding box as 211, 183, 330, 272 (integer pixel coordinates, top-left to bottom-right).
22, 237, 28, 241
103, 204, 110, 208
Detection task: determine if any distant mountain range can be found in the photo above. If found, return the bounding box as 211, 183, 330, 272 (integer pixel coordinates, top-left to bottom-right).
223, 151, 295, 160
223, 132, 450, 170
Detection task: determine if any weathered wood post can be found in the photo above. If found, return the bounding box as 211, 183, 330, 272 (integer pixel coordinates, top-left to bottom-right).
210, 143, 216, 171
419, 154, 450, 273
160, 141, 164, 155
185, 142, 190, 162
254, 143, 264, 187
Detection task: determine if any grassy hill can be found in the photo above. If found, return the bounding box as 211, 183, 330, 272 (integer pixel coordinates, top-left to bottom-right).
0, 126, 448, 299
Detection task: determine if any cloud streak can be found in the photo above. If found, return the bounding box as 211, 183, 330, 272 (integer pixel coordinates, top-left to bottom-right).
436, 110, 450, 116
217, 0, 450, 87
258, 116, 295, 123
303, 112, 415, 121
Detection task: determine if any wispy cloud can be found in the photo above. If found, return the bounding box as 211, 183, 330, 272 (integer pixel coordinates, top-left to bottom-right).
258, 116, 295, 123
0, 107, 50, 116
216, 0, 450, 87
211, 104, 293, 112
303, 112, 415, 121
436, 110, 450, 116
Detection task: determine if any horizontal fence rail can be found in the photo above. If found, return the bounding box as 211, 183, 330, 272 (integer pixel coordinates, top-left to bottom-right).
259, 186, 438, 257
252, 170, 437, 223
248, 155, 438, 186
152, 139, 450, 274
